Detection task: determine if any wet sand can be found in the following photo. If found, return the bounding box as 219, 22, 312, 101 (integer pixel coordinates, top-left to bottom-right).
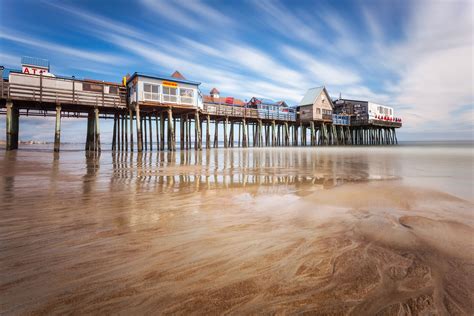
1, 145, 473, 314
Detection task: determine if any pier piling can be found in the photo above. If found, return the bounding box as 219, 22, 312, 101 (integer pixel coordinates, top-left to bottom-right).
136, 105, 143, 152
6, 101, 19, 151
54, 104, 61, 152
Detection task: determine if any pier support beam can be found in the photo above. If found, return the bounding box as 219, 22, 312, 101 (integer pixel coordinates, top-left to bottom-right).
160, 113, 165, 151
94, 108, 101, 152
180, 115, 185, 150
148, 114, 153, 151
168, 108, 175, 151
214, 119, 219, 148
272, 120, 276, 146
112, 113, 117, 151
54, 104, 61, 152
5, 101, 19, 151
121, 114, 125, 151
135, 105, 143, 152
85, 111, 94, 151
242, 118, 247, 148
195, 111, 201, 150
155, 112, 159, 151
143, 114, 147, 151
224, 117, 228, 148
206, 115, 210, 149
125, 113, 128, 151
129, 109, 134, 152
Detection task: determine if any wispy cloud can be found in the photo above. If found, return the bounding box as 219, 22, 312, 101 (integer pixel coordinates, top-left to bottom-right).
0, 29, 126, 65
140, 0, 235, 31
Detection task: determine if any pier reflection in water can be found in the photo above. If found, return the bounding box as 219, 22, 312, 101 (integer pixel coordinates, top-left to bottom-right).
1, 146, 472, 315
107, 148, 396, 193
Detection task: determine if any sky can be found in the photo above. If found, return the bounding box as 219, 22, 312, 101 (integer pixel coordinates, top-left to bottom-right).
0, 0, 473, 142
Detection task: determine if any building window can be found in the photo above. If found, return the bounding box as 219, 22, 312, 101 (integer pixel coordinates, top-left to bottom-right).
144, 83, 159, 101
179, 88, 194, 104
316, 108, 321, 114
163, 86, 177, 103
109, 86, 118, 95
83, 83, 103, 93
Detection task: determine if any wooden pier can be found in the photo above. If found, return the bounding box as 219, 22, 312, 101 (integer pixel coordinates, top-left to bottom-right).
0, 67, 401, 152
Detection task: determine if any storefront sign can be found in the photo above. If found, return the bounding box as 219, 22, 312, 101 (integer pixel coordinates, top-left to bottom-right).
22, 66, 52, 76
162, 81, 178, 88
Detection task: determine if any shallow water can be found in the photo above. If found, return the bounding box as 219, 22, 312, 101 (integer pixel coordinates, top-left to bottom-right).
1, 145, 473, 314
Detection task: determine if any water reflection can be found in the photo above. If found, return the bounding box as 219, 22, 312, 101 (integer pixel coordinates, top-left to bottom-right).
105, 148, 397, 194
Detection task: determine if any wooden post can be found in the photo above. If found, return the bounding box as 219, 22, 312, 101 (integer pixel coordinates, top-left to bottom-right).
187, 114, 191, 149
168, 108, 175, 151
180, 115, 185, 150
214, 119, 219, 148
143, 114, 148, 150
129, 108, 134, 152
155, 112, 159, 150
125, 113, 128, 151
85, 111, 93, 151
332, 125, 338, 146
112, 113, 117, 151
119, 114, 124, 151
224, 116, 228, 148
160, 113, 165, 151
136, 104, 143, 152
238, 121, 241, 147
206, 115, 210, 149
272, 120, 276, 146
54, 104, 61, 152
174, 117, 177, 150
229, 120, 234, 148
294, 124, 298, 146
148, 114, 153, 151
94, 108, 101, 152
195, 111, 201, 150
242, 118, 247, 148
117, 113, 122, 151
253, 123, 257, 147
6, 101, 19, 151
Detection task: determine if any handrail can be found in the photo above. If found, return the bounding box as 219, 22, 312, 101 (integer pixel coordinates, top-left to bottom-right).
5, 81, 127, 108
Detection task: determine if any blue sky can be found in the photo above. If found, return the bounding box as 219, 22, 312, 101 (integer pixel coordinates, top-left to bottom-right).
0, 0, 473, 142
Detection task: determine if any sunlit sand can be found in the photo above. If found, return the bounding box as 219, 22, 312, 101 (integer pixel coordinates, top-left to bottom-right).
1, 145, 472, 314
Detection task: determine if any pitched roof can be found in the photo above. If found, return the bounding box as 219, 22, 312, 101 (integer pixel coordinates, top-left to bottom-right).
171, 71, 186, 80
299, 86, 324, 106
127, 72, 200, 86
203, 95, 245, 106
210, 87, 220, 94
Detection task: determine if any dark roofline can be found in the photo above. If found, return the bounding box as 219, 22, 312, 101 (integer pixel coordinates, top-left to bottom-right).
127, 72, 201, 86
335, 98, 368, 103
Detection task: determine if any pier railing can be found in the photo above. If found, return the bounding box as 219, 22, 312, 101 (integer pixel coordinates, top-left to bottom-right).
203, 103, 258, 118
1, 78, 127, 109
202, 103, 296, 121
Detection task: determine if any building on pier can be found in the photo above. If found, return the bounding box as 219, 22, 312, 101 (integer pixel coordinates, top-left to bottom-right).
203, 88, 245, 106
246, 97, 296, 121
126, 71, 201, 109
333, 99, 402, 128
297, 86, 334, 123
